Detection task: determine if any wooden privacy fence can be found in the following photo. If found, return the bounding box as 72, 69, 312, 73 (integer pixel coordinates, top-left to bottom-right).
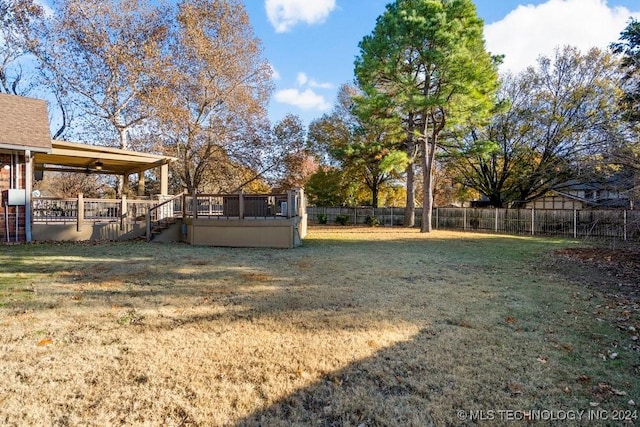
307, 206, 640, 240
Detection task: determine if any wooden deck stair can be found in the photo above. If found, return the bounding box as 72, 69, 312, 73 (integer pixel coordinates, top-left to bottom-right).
149, 217, 177, 240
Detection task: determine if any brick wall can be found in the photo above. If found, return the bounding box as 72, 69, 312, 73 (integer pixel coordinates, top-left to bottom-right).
0, 153, 27, 242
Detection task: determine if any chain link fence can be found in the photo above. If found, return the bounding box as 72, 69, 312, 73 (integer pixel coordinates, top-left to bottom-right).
307, 206, 640, 241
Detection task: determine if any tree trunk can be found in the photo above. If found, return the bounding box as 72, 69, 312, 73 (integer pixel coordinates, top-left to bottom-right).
116, 127, 129, 197
489, 193, 502, 208
371, 180, 379, 208
404, 162, 415, 227
421, 138, 437, 233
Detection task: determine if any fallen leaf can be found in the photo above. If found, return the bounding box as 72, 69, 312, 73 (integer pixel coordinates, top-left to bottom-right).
578, 375, 591, 383
537, 356, 548, 364
612, 388, 627, 396
37, 337, 53, 346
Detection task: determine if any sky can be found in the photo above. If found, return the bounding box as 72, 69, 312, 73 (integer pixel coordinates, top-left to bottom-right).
243, 0, 640, 128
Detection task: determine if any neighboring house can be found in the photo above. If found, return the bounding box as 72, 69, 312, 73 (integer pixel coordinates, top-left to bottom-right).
526, 175, 636, 210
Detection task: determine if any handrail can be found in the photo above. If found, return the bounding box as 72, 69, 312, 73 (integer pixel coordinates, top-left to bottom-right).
146, 193, 185, 241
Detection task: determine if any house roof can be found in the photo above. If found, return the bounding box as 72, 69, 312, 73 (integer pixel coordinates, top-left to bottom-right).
34, 140, 176, 176
0, 93, 52, 153
554, 174, 634, 192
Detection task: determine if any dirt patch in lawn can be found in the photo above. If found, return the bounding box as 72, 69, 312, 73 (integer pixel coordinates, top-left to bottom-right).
554, 247, 640, 302
552, 245, 640, 369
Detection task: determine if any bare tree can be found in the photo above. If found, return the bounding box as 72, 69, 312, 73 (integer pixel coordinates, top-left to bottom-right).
22, 0, 170, 194
0, 0, 43, 95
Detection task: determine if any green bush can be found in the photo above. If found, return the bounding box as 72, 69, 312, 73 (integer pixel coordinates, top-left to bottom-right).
364, 215, 380, 227
317, 213, 328, 224
335, 214, 350, 225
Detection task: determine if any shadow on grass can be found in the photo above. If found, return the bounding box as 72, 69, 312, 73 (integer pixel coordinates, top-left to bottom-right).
232, 325, 534, 427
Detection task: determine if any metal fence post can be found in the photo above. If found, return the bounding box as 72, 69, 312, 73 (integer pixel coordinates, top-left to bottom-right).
624, 210, 627, 241
240, 191, 245, 219
495, 208, 498, 233
573, 209, 577, 239
531, 208, 535, 236
463, 208, 466, 230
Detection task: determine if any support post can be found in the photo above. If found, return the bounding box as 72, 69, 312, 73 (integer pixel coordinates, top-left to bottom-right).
239, 191, 244, 219
624, 210, 627, 241
192, 190, 198, 219
160, 163, 169, 196
286, 191, 292, 219
137, 172, 145, 197
146, 211, 151, 242
77, 193, 84, 233
120, 194, 127, 230
25, 150, 32, 242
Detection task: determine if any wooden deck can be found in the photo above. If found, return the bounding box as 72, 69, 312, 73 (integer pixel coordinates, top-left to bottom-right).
31, 190, 307, 248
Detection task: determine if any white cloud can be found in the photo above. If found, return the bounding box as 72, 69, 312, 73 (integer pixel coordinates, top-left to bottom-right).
296, 72, 308, 86
485, 0, 640, 73
274, 88, 332, 111
296, 72, 333, 89
309, 79, 333, 89
265, 0, 336, 33
270, 64, 281, 80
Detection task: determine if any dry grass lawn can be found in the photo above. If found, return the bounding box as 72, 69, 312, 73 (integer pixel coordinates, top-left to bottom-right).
0, 227, 638, 426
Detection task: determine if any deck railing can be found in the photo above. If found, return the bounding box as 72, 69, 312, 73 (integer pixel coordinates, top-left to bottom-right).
32, 194, 156, 230
32, 189, 307, 241
184, 192, 295, 219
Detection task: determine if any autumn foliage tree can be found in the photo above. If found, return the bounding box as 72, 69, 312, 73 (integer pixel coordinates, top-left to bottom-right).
151, 0, 272, 194
308, 84, 407, 207
268, 114, 318, 192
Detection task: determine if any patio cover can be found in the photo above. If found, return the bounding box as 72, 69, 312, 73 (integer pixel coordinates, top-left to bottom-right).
34, 140, 176, 195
